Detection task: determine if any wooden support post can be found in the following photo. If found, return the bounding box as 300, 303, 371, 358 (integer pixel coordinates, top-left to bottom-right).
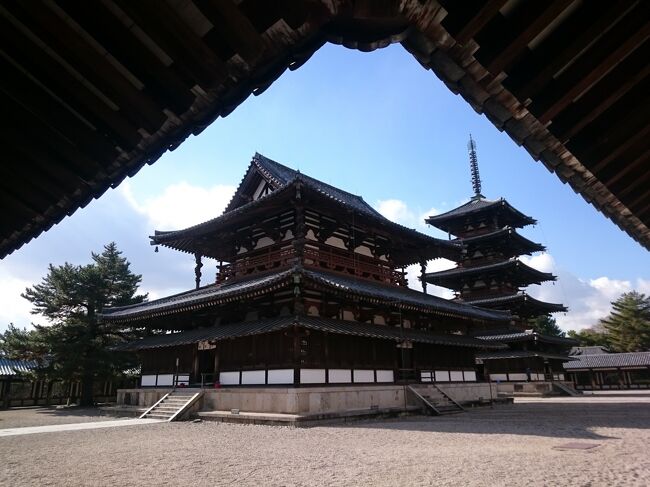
420, 260, 427, 293
194, 253, 203, 289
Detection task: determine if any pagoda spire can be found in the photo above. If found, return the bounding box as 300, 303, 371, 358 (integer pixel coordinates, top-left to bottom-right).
468, 134, 483, 199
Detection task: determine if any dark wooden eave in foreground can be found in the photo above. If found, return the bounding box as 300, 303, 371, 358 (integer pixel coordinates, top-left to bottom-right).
1, 0, 648, 259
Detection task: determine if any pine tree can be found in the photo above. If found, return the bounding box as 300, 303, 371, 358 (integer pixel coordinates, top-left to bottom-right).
528, 314, 565, 337
599, 291, 650, 352
19, 243, 147, 406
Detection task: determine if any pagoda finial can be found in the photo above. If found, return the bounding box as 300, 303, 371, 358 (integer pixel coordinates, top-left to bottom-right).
468, 134, 483, 198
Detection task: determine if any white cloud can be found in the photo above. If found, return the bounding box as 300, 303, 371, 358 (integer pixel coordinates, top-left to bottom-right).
0, 275, 39, 329
375, 198, 445, 238
521, 253, 649, 332
376, 199, 417, 227
121, 181, 236, 230
404, 259, 456, 299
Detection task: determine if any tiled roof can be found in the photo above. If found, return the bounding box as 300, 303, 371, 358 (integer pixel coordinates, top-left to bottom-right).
563, 351, 650, 370
101, 269, 294, 322
102, 267, 511, 323
475, 350, 576, 362
425, 258, 556, 283
303, 269, 510, 322
426, 196, 536, 227
458, 227, 545, 253
253, 154, 385, 219
463, 292, 567, 313
115, 315, 507, 351
0, 358, 37, 377
475, 330, 577, 346
569, 346, 610, 356
152, 154, 459, 262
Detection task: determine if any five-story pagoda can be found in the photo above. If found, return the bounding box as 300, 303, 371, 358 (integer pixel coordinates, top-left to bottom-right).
423, 138, 575, 383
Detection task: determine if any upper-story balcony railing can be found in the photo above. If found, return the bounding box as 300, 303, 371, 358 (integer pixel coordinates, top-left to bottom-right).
217, 243, 406, 286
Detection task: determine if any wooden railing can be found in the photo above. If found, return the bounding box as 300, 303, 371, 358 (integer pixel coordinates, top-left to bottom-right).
217, 244, 407, 286
217, 246, 295, 282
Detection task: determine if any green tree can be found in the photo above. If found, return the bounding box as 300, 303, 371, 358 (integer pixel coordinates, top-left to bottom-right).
599, 291, 650, 352
566, 326, 611, 348
528, 314, 565, 337
19, 243, 147, 406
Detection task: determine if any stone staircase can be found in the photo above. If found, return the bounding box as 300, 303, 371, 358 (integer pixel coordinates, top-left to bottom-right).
408, 385, 465, 415
552, 382, 582, 397
139, 389, 203, 422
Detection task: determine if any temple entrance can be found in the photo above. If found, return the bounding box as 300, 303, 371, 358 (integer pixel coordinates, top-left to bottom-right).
197, 347, 217, 386
544, 363, 553, 381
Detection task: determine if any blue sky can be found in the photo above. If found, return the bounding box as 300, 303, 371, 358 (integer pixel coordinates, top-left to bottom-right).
1, 43, 648, 332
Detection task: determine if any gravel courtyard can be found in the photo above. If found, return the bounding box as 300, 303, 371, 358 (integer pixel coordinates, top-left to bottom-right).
1, 394, 649, 487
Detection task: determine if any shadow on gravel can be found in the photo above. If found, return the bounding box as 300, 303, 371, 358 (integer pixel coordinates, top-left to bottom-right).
0, 406, 110, 429
333, 401, 650, 440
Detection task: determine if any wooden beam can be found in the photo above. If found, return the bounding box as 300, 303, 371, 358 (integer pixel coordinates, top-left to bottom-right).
550, 43, 649, 144
6, 1, 167, 133
114, 0, 227, 88
194, 0, 263, 62
0, 54, 118, 165
530, 4, 650, 124
510, 1, 627, 100
54, 0, 195, 115
443, 0, 507, 45
0, 13, 141, 149
485, 0, 574, 75
600, 148, 649, 189
1, 92, 106, 180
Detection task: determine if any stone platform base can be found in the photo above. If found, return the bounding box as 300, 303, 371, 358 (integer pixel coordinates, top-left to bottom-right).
496, 381, 576, 397
116, 383, 498, 418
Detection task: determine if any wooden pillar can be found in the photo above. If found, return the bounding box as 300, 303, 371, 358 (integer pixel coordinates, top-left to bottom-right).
420, 260, 427, 293
293, 324, 301, 386
192, 345, 200, 385
194, 253, 203, 289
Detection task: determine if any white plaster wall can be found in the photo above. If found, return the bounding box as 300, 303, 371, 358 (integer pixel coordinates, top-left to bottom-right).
300, 369, 326, 384
449, 371, 464, 382
329, 369, 352, 383
435, 371, 450, 382
376, 370, 394, 383
463, 371, 477, 382
220, 371, 240, 385
267, 369, 293, 384
355, 245, 373, 257
353, 370, 374, 383
241, 370, 266, 385
325, 236, 346, 249
490, 374, 508, 381
254, 236, 274, 249
141, 375, 156, 387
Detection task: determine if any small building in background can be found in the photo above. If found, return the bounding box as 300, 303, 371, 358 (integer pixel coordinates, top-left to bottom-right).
564, 348, 650, 390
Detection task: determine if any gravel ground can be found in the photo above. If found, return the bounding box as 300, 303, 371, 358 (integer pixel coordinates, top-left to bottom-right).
1, 396, 649, 487
0, 407, 117, 429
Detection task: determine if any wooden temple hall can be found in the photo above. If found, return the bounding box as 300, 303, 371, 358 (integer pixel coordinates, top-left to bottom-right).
103, 154, 512, 388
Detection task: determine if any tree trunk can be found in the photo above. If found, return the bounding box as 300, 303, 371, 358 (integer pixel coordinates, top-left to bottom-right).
80, 373, 94, 407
